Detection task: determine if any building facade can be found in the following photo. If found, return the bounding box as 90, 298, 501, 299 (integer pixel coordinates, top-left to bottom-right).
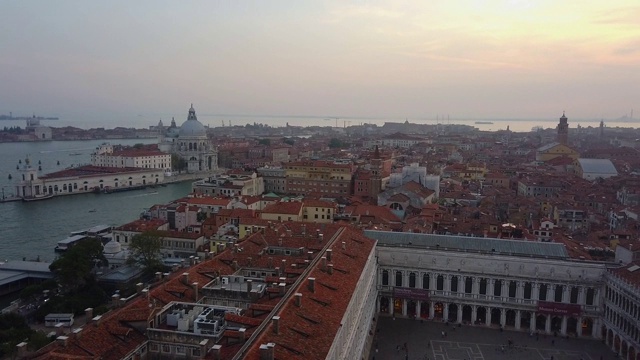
284, 160, 354, 197
91, 143, 171, 171
159, 105, 218, 173
368, 231, 605, 340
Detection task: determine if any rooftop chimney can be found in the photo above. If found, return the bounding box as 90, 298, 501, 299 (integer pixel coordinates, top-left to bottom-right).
84, 308, 93, 325
232, 260, 239, 270
136, 282, 144, 294
247, 279, 253, 297
247, 256, 253, 266
341, 241, 346, 250
294, 293, 302, 307
307, 251, 313, 260
192, 282, 199, 301
328, 264, 334, 275
112, 294, 121, 307
308, 277, 315, 293
239, 327, 246, 341
16, 342, 27, 357
56, 336, 69, 348
211, 344, 222, 360
92, 315, 102, 327
326, 249, 332, 261
268, 257, 273, 268
321, 256, 327, 271
155, 271, 162, 281
260, 343, 275, 360
272, 316, 280, 334
286, 229, 292, 237
319, 233, 324, 242
182, 272, 189, 285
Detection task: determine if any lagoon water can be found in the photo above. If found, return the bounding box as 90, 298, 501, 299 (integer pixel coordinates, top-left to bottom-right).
0, 139, 193, 262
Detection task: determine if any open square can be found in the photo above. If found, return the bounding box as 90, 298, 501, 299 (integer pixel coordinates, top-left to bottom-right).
370, 316, 614, 360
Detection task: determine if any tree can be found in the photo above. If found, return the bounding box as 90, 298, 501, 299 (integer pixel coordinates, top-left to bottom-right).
133, 143, 144, 149
258, 138, 271, 145
171, 154, 187, 173
49, 239, 105, 292
282, 137, 295, 145
127, 231, 164, 273
328, 138, 345, 148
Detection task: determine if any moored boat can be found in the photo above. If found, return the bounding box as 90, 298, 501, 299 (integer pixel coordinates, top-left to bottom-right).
22, 193, 54, 202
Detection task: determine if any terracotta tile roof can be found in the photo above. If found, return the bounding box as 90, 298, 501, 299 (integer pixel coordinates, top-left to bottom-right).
186, 197, 232, 206
115, 218, 167, 232
242, 228, 376, 360
40, 165, 158, 180
262, 201, 303, 215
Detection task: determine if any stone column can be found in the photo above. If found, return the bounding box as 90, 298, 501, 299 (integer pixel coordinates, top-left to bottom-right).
501, 281, 508, 300
472, 306, 477, 324
516, 282, 524, 302
443, 302, 449, 321
429, 302, 435, 319
576, 316, 583, 337
545, 316, 551, 333
489, 279, 495, 298
515, 310, 522, 330
472, 277, 479, 298
560, 316, 567, 335
444, 275, 450, 293
377, 297, 381, 313
532, 283, 540, 301
530, 312, 537, 332
402, 299, 408, 317
430, 273, 436, 290
389, 298, 394, 316
457, 305, 463, 323
563, 285, 570, 303
416, 301, 421, 319
500, 308, 506, 327
592, 318, 600, 338
578, 287, 585, 305
486, 308, 492, 326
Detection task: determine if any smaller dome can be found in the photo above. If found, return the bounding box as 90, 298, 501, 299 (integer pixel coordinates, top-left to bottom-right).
103, 239, 122, 254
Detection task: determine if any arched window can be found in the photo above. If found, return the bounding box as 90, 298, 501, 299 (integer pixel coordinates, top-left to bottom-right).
382, 270, 389, 286
423, 274, 430, 289
409, 272, 416, 288
395, 271, 403, 287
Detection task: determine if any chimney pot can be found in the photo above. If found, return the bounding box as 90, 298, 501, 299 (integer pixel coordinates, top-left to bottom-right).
182, 272, 189, 284
294, 293, 302, 307
239, 327, 247, 341
84, 308, 93, 325
326, 249, 332, 261
192, 282, 199, 301
307, 251, 313, 260
321, 256, 327, 270
328, 264, 334, 275
211, 345, 222, 360
308, 277, 315, 293
272, 316, 280, 334
247, 279, 253, 296
342, 241, 346, 250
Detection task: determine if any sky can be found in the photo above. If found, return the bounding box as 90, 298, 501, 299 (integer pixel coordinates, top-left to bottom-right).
1, 0, 639, 126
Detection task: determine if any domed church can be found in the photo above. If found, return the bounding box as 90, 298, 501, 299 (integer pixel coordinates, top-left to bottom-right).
159, 104, 218, 173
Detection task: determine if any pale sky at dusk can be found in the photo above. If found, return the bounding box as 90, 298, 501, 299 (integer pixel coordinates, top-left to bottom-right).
1, 1, 639, 124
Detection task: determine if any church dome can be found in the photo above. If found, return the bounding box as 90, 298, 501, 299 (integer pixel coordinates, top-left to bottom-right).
103, 239, 122, 254
179, 104, 207, 137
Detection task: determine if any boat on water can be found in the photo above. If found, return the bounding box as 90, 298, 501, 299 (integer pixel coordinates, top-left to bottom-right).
474, 121, 494, 125
103, 184, 147, 194
22, 193, 55, 202
68, 152, 82, 156
56, 225, 113, 252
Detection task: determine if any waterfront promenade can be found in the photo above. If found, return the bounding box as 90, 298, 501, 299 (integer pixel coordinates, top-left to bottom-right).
371, 316, 614, 360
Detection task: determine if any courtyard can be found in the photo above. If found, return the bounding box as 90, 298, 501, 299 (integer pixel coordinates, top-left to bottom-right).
370, 316, 616, 360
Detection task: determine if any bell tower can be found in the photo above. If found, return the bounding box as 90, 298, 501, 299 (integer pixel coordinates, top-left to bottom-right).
557, 112, 568, 145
